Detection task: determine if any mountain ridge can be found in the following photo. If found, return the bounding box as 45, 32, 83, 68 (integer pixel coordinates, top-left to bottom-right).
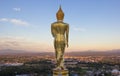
0, 49, 120, 56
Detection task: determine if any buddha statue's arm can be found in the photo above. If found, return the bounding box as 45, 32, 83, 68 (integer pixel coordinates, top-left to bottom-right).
66, 24, 69, 47
51, 25, 56, 38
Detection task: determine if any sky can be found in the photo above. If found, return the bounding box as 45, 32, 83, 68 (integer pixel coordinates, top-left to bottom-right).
0, 0, 120, 53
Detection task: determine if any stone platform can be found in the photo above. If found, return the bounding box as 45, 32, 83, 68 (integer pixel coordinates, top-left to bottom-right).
53, 69, 69, 76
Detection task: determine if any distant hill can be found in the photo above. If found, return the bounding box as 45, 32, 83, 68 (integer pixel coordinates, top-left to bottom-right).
0, 49, 120, 56
0, 49, 54, 56
0, 49, 28, 54
66, 49, 120, 56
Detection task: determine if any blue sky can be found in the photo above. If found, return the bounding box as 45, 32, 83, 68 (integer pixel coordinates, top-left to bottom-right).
0, 0, 120, 52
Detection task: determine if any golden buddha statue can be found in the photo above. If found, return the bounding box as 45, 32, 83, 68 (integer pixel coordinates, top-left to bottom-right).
51, 6, 69, 70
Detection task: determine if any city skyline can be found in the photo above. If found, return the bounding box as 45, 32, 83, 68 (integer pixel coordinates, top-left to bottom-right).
0, 0, 120, 53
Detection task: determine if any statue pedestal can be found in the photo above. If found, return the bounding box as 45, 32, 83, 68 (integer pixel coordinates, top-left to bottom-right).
53, 69, 69, 76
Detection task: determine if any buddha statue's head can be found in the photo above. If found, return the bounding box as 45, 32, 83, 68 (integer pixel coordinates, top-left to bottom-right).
56, 6, 64, 21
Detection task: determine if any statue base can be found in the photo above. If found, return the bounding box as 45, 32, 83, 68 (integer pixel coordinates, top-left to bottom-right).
53, 69, 69, 76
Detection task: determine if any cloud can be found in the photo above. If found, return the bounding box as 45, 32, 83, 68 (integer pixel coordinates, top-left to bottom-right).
0, 18, 29, 26
0, 36, 34, 52
0, 37, 26, 47
73, 27, 86, 32
0, 36, 52, 52
0, 18, 8, 22
13, 8, 21, 12
10, 19, 29, 26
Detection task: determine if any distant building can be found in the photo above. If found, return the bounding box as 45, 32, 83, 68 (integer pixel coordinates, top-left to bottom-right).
118, 72, 120, 76
111, 69, 120, 76
77, 63, 89, 69
16, 74, 30, 76
4, 63, 23, 66
111, 65, 120, 76
65, 58, 78, 68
